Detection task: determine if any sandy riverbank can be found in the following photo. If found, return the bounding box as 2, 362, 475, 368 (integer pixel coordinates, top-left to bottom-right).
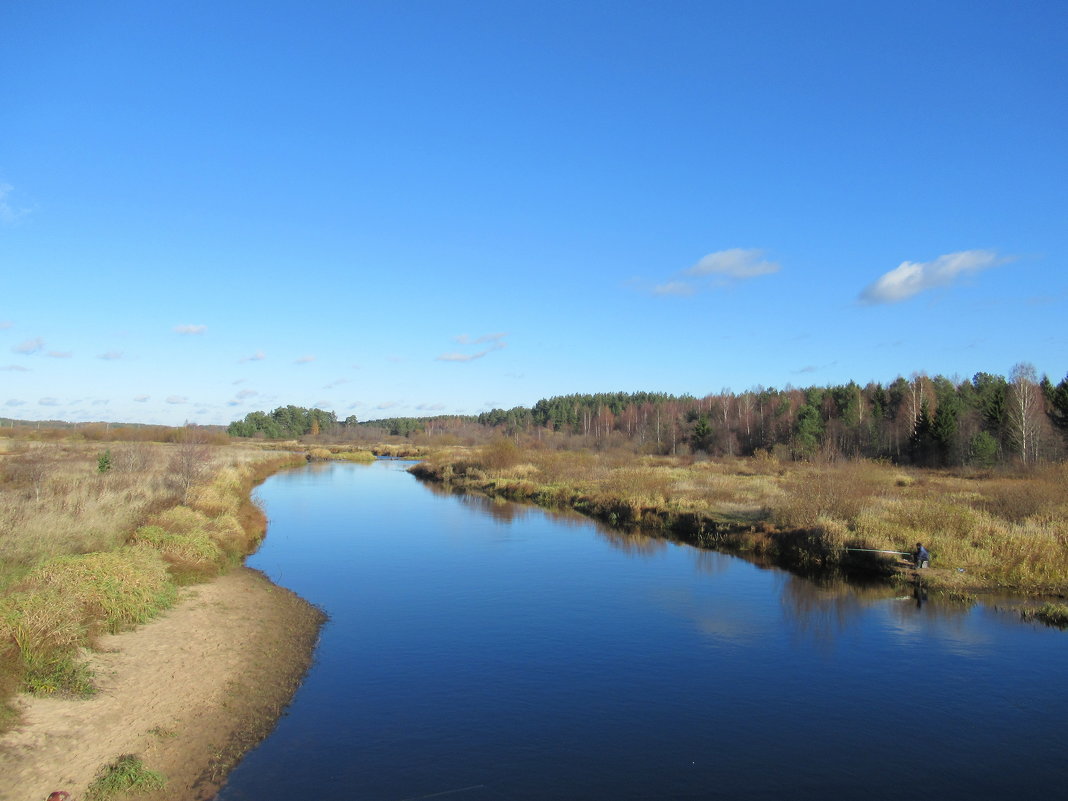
0, 567, 324, 801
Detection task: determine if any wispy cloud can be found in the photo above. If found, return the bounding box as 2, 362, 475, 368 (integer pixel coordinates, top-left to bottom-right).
38, 397, 60, 406
1, 364, 30, 372
685, 248, 781, 279
5, 399, 26, 406
134, 395, 150, 402
13, 337, 44, 355
0, 183, 32, 225
793, 360, 838, 375
47, 350, 72, 359
98, 351, 123, 360
650, 248, 781, 296
416, 403, 447, 411
859, 250, 1007, 304
0, 321, 12, 330
240, 350, 266, 362
324, 378, 349, 389
376, 400, 401, 410
165, 395, 188, 404
235, 389, 258, 399
437, 332, 508, 362
455, 332, 507, 345
174, 324, 207, 335
295, 355, 316, 364
652, 281, 696, 297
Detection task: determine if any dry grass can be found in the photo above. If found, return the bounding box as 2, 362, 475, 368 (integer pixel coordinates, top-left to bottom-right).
0, 437, 303, 718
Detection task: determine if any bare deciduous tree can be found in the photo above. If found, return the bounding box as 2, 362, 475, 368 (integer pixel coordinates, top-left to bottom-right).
168, 425, 213, 493
1008, 362, 1041, 464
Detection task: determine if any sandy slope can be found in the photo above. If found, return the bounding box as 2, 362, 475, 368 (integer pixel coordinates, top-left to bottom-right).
0, 567, 324, 801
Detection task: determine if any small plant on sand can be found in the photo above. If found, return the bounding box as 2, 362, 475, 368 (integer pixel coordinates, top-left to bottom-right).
86, 754, 166, 799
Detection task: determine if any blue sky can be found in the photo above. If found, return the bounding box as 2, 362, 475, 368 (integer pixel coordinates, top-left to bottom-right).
2, 0, 1065, 426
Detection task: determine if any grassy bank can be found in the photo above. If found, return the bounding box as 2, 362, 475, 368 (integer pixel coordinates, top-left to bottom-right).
0, 438, 306, 728
410, 441, 1068, 598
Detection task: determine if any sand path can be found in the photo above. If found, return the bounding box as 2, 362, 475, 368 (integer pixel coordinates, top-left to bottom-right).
0, 567, 323, 801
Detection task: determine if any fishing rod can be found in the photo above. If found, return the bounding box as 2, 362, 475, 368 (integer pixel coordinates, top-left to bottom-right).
843, 548, 913, 556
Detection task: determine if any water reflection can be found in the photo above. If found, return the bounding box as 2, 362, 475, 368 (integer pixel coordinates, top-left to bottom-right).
691, 548, 732, 577
594, 526, 668, 557
780, 574, 873, 642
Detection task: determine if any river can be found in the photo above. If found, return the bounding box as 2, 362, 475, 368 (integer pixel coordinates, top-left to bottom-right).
217, 459, 1068, 800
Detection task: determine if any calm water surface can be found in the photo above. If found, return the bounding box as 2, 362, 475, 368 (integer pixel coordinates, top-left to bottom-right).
218, 460, 1068, 800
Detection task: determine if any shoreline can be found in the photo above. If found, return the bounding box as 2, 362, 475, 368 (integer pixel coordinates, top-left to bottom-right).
409, 463, 1068, 602
0, 567, 324, 801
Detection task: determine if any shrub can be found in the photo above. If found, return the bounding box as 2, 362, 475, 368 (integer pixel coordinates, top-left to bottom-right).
478, 437, 522, 471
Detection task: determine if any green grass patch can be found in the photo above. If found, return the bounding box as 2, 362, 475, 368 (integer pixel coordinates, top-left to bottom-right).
86, 754, 166, 799
22, 652, 96, 697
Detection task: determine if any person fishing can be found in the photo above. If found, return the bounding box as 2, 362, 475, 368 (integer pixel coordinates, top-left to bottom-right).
914, 542, 930, 569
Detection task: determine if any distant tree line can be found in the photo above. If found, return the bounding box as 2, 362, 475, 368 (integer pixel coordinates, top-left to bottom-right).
227, 364, 1068, 466
473, 365, 1068, 467
226, 407, 476, 439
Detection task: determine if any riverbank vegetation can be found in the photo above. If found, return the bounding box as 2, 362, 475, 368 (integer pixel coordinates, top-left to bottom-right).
410, 443, 1068, 596
0, 429, 305, 730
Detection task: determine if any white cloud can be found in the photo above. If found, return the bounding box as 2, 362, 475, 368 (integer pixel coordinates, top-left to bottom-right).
437, 332, 508, 362
235, 389, 258, 399
295, 355, 315, 364
652, 281, 696, 296
324, 378, 349, 389
1, 365, 30, 372
685, 248, 781, 278
174, 324, 207, 335
47, 350, 72, 359
134, 395, 150, 402
859, 250, 1005, 304
376, 400, 401, 410
0, 321, 12, 330
165, 395, 188, 404
417, 403, 447, 411
240, 350, 265, 362
5, 399, 26, 406
38, 397, 60, 406
13, 337, 44, 355
98, 351, 123, 360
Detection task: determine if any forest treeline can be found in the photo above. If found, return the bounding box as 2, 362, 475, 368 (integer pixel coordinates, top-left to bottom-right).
228, 364, 1068, 467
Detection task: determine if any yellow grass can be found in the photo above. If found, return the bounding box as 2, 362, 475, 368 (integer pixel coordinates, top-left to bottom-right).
0, 437, 303, 715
